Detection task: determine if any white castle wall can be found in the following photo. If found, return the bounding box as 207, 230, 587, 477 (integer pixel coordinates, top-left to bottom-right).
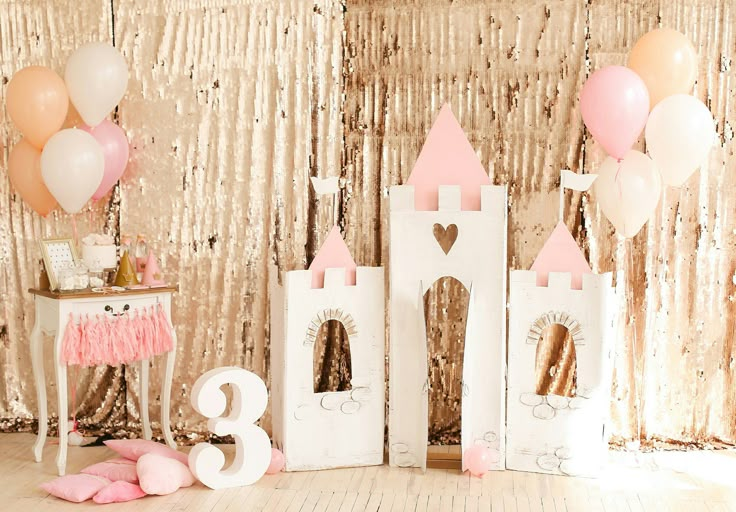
270, 266, 385, 471
388, 184, 508, 470
506, 270, 618, 477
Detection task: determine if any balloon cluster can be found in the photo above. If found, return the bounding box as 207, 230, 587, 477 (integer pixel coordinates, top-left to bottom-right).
5, 43, 130, 216
581, 29, 716, 238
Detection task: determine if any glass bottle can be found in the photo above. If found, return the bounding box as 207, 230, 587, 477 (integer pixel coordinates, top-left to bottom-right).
135, 234, 148, 275
120, 234, 133, 262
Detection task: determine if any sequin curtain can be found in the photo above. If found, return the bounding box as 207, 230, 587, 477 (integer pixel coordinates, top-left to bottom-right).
1, 0, 734, 448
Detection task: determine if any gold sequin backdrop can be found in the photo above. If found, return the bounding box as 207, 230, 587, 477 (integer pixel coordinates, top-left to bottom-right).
0, 0, 734, 447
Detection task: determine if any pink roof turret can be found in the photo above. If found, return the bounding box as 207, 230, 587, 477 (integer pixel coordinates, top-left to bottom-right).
530, 222, 592, 290
407, 104, 491, 211
308, 226, 357, 289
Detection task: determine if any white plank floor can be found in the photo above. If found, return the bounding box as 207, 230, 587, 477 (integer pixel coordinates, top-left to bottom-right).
1, 433, 734, 511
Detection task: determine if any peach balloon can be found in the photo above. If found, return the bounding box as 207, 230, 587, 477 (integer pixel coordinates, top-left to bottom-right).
628, 28, 698, 109
7, 139, 57, 216
5, 66, 69, 149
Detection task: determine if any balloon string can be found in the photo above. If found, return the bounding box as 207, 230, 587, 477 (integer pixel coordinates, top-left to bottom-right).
71, 214, 79, 248
624, 237, 642, 448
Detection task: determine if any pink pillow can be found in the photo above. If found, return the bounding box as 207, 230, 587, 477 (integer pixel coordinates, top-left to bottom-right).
81, 457, 138, 483
93, 481, 147, 504
137, 453, 195, 495
40, 474, 110, 503
104, 439, 188, 465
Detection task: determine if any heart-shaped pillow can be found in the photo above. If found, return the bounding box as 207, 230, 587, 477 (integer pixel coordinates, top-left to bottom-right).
137, 453, 195, 495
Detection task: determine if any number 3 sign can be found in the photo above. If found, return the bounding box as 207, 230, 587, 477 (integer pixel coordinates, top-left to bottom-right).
188, 367, 271, 489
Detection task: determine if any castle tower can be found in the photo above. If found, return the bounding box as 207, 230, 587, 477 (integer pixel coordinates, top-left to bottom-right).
506, 222, 618, 477
270, 227, 385, 471
388, 105, 508, 470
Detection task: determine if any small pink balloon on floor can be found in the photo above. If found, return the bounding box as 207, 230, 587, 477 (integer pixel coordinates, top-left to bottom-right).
80, 120, 130, 200
266, 448, 285, 474
464, 445, 493, 477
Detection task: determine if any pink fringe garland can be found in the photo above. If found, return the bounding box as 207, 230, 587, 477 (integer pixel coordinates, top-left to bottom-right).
61, 304, 174, 367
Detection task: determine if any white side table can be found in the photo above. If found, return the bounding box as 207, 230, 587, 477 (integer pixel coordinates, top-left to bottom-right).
29, 286, 179, 476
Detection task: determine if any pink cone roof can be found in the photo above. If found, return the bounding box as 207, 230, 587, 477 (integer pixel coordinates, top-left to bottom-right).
308, 226, 357, 288
407, 104, 491, 210
530, 222, 592, 290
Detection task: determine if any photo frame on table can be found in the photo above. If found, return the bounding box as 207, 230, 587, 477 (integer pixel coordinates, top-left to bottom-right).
39, 238, 78, 291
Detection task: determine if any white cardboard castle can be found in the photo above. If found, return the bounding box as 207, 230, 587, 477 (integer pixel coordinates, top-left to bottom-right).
270, 227, 385, 471
505, 222, 618, 477
269, 105, 617, 476
387, 106, 508, 471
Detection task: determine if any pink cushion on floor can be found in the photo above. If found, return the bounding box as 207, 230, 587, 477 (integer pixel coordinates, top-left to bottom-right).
137, 453, 195, 495
104, 438, 187, 465
39, 474, 111, 503
81, 457, 138, 483
93, 481, 147, 504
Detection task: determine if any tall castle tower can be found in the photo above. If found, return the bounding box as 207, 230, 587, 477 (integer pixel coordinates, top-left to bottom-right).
388, 105, 508, 471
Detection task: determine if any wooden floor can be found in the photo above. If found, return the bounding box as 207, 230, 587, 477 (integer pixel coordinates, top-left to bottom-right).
2, 433, 734, 512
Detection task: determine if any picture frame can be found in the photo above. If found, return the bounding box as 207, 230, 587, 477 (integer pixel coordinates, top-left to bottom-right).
39, 238, 78, 291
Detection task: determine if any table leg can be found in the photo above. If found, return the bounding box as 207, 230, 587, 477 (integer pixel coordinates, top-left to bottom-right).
30, 317, 47, 463
161, 312, 177, 449
54, 330, 68, 476
140, 359, 152, 440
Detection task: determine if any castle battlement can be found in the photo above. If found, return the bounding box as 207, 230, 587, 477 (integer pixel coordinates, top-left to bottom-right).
510, 270, 614, 294
389, 184, 506, 213
284, 267, 384, 292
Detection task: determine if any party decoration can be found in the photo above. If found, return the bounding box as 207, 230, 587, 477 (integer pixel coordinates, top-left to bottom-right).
506, 222, 618, 478
388, 106, 507, 471
266, 448, 285, 474
65, 42, 128, 127
406, 104, 492, 210
114, 251, 139, 287
594, 150, 662, 238
628, 28, 698, 109
189, 367, 271, 489
5, 66, 69, 149
7, 138, 57, 216
80, 120, 129, 200
40, 129, 105, 214
141, 251, 165, 285
310, 176, 339, 195
270, 229, 385, 471
645, 94, 716, 187
464, 445, 493, 477
580, 66, 649, 160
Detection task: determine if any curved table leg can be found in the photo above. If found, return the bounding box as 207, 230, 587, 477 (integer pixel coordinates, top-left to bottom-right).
54, 330, 68, 476
161, 312, 177, 449
140, 359, 152, 440
30, 316, 47, 463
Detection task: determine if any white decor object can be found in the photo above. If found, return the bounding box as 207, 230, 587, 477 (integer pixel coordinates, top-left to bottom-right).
506, 268, 618, 478
81, 233, 117, 269
188, 367, 271, 489
388, 106, 508, 471
29, 286, 178, 475
270, 263, 385, 471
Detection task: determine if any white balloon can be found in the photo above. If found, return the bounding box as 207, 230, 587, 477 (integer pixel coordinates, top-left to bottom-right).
645, 94, 716, 187
41, 129, 104, 214
594, 150, 662, 238
65, 42, 128, 127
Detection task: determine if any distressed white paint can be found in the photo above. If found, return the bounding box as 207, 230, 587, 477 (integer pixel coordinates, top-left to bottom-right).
189, 367, 271, 489
388, 184, 508, 471
271, 266, 385, 471
506, 271, 618, 478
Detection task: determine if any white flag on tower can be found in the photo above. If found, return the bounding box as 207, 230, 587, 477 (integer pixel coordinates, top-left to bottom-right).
560, 169, 598, 191
310, 176, 339, 195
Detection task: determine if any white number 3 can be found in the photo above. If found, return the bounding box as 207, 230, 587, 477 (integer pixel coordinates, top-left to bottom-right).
188, 367, 271, 489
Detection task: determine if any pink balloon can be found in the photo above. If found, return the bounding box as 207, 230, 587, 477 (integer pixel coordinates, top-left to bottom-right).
464, 445, 493, 477
580, 66, 650, 160
79, 120, 129, 200
266, 448, 285, 474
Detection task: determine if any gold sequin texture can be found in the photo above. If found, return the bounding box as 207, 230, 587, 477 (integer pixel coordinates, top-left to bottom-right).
0, 1, 734, 449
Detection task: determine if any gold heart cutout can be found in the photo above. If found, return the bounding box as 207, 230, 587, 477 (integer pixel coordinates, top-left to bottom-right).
433, 223, 458, 255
